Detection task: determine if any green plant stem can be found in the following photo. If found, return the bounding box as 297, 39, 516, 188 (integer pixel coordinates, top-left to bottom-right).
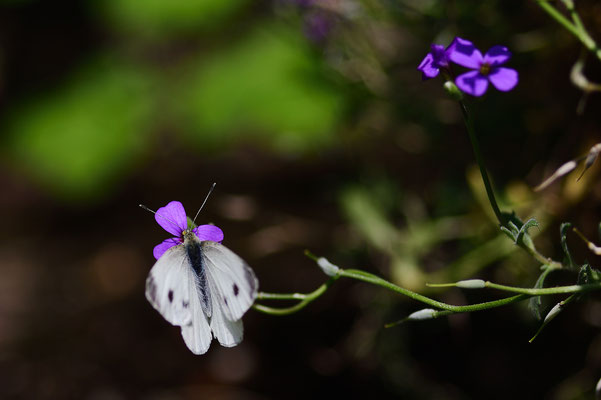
523, 244, 558, 266
254, 266, 531, 316
458, 101, 506, 227
255, 264, 601, 317
341, 268, 528, 312
537, 1, 581, 37
252, 277, 338, 316
536, 0, 601, 60
485, 281, 601, 295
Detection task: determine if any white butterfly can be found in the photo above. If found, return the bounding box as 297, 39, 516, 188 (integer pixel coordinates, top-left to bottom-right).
144, 200, 258, 355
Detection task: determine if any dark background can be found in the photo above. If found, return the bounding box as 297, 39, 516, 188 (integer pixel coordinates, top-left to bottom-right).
1, 0, 601, 398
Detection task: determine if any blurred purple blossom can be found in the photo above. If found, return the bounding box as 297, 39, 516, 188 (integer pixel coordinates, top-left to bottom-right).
417, 39, 457, 80
449, 37, 518, 97
153, 201, 224, 260
303, 12, 333, 43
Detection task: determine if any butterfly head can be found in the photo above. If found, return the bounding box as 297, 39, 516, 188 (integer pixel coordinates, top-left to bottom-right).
182, 228, 199, 244
144, 200, 225, 260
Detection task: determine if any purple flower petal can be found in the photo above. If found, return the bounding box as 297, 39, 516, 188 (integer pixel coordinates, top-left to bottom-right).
193, 225, 224, 243
417, 53, 440, 79
430, 44, 449, 68
488, 67, 518, 92
153, 237, 181, 260
449, 37, 483, 69
155, 201, 188, 236
456, 70, 489, 97
445, 37, 460, 56
483, 45, 512, 66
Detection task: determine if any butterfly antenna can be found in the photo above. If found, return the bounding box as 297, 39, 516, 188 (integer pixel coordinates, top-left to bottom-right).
139, 204, 157, 214
139, 204, 179, 226
193, 182, 216, 223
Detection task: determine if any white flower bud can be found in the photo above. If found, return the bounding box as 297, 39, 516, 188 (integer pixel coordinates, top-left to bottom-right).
407, 308, 437, 321
317, 257, 340, 277
456, 279, 486, 289
544, 302, 563, 323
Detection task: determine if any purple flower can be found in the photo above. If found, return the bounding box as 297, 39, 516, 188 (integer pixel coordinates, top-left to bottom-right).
417, 39, 458, 80
449, 37, 518, 97
153, 201, 224, 260
303, 12, 333, 43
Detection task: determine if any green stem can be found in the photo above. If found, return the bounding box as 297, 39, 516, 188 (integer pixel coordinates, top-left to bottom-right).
252, 277, 338, 316
536, 0, 601, 60
485, 281, 601, 295
536, 1, 581, 37
459, 101, 506, 227
522, 244, 559, 267
341, 269, 527, 313
254, 263, 599, 318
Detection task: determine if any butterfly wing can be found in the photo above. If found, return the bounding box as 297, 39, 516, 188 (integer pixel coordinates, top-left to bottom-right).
146, 244, 213, 354
180, 270, 213, 354
206, 273, 244, 347
146, 245, 193, 326
201, 241, 258, 321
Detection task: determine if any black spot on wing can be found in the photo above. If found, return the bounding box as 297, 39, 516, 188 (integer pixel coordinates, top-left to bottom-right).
168, 290, 174, 303
233, 283, 239, 296
182, 300, 189, 308
224, 297, 228, 306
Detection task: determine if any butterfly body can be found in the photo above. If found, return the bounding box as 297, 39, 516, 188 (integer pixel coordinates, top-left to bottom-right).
145, 200, 258, 355
183, 230, 213, 318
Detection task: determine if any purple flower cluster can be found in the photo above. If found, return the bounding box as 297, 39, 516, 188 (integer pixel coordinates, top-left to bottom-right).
153, 201, 224, 260
418, 37, 518, 97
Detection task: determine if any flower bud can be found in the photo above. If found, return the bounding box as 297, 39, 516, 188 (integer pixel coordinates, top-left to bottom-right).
544, 302, 563, 323
456, 279, 486, 289
444, 80, 464, 101
317, 257, 340, 277
407, 308, 437, 320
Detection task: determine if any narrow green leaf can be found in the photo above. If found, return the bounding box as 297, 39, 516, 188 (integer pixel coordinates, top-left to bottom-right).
560, 222, 578, 270
515, 218, 539, 252
507, 220, 520, 236
500, 226, 516, 241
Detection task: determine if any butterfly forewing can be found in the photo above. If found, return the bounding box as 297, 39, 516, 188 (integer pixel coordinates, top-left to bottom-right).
146, 245, 193, 326
201, 241, 259, 321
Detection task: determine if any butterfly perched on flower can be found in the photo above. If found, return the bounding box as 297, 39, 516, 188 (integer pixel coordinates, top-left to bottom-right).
145, 200, 258, 355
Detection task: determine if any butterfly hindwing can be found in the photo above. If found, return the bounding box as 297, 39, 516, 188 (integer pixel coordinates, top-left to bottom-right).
201, 241, 259, 321
145, 245, 193, 326
205, 270, 244, 347
180, 267, 213, 354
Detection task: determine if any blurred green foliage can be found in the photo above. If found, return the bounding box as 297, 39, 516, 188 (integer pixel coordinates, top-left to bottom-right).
3, 13, 345, 200
177, 25, 345, 154
6, 59, 156, 200
95, 0, 249, 35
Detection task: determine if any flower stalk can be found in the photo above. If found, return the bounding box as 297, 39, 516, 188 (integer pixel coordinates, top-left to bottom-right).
458, 100, 507, 227
253, 255, 601, 320
535, 0, 601, 61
